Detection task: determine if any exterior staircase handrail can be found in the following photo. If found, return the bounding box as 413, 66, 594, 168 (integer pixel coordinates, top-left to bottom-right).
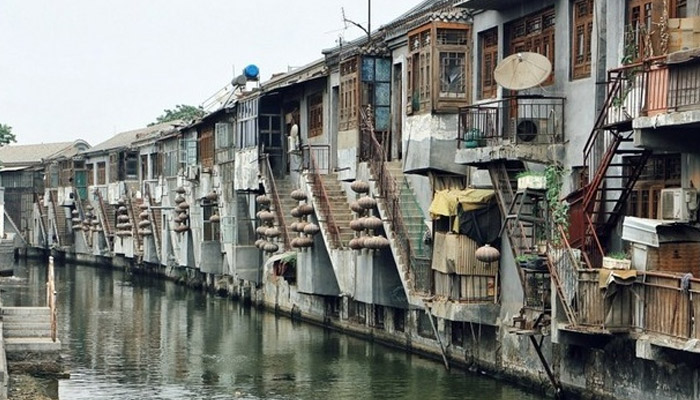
47, 190, 61, 247
261, 154, 292, 250
144, 184, 162, 258
34, 192, 48, 246
302, 145, 342, 248
94, 188, 114, 252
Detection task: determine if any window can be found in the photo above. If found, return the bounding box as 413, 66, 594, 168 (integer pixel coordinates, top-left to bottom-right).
87, 163, 94, 186
237, 98, 258, 148
507, 7, 556, 85
339, 58, 358, 131
162, 139, 179, 177
671, 0, 687, 17
627, 154, 681, 219
203, 204, 220, 241
625, 0, 672, 61
96, 162, 106, 185
479, 28, 499, 99
408, 23, 471, 114
199, 126, 214, 169
307, 93, 323, 138
215, 122, 234, 163
180, 137, 197, 167
393, 308, 405, 332
125, 152, 139, 180
572, 0, 593, 79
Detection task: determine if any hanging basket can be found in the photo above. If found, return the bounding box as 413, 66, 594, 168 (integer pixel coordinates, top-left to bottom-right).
255, 239, 266, 249
364, 236, 390, 250
296, 237, 314, 248
256, 195, 271, 206
118, 215, 130, 223
138, 220, 151, 228
139, 229, 153, 236
295, 222, 308, 233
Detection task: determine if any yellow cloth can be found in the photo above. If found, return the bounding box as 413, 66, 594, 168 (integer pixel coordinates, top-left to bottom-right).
598, 268, 638, 289
429, 188, 495, 219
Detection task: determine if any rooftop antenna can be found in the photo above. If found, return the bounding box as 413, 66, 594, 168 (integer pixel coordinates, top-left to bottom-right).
341, 1, 372, 42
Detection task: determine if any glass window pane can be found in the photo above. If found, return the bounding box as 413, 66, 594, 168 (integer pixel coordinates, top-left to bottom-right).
375, 106, 390, 131
375, 58, 391, 82
362, 57, 375, 82
375, 82, 391, 106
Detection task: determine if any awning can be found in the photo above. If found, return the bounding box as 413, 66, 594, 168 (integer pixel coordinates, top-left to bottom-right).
0, 166, 30, 172
622, 216, 700, 247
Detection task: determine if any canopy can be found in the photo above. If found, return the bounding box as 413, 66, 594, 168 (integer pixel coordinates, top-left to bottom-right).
429, 189, 495, 219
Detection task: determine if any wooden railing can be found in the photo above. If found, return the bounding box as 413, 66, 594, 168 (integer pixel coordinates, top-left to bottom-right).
143, 184, 161, 257
94, 188, 113, 252
124, 190, 143, 254
47, 190, 62, 247
34, 192, 48, 246
261, 154, 292, 250
303, 145, 342, 248
47, 255, 57, 342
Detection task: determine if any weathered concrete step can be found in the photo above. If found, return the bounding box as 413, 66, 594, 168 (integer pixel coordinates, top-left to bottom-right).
2, 307, 50, 316
4, 329, 52, 338
4, 337, 61, 353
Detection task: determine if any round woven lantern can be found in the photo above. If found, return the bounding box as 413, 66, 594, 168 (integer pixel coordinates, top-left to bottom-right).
117, 206, 127, 213
175, 195, 186, 204
117, 198, 126, 206
139, 211, 149, 219
365, 236, 390, 250
348, 237, 363, 250
303, 223, 320, 235
350, 201, 364, 214
296, 237, 314, 248
175, 186, 186, 194
138, 220, 151, 228
255, 239, 265, 249
291, 238, 301, 248
298, 204, 314, 216
357, 196, 377, 210
139, 204, 148, 211
475, 244, 500, 263
209, 213, 220, 223
295, 222, 308, 233
118, 215, 130, 223
139, 229, 153, 236
256, 226, 268, 236
71, 209, 79, 216
350, 180, 370, 194
205, 191, 218, 201
264, 243, 279, 253
290, 189, 307, 201
290, 222, 300, 232
174, 225, 189, 233
291, 207, 302, 218
71, 217, 81, 224
364, 216, 382, 230
349, 219, 364, 232
259, 211, 275, 222
256, 195, 271, 206
265, 227, 281, 238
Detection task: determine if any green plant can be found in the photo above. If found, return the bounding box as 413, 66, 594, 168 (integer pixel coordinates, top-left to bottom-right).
544, 164, 569, 245
516, 170, 544, 179
280, 253, 297, 267
606, 252, 628, 260
516, 254, 538, 263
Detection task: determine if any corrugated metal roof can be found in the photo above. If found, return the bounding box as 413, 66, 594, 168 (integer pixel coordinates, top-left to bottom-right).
84, 121, 183, 154
0, 140, 89, 166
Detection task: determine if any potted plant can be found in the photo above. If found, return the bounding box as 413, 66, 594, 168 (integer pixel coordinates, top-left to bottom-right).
516, 254, 545, 271
602, 252, 631, 270
517, 171, 546, 190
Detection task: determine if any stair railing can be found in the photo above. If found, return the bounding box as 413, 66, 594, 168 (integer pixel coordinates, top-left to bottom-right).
261, 154, 292, 250
123, 190, 143, 254
34, 192, 48, 247
47, 190, 62, 247
302, 145, 342, 248
144, 184, 161, 257
47, 255, 57, 342
94, 188, 114, 252
361, 105, 430, 293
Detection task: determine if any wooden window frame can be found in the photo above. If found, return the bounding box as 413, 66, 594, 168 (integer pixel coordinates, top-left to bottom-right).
507, 7, 556, 86
572, 0, 594, 79
307, 93, 324, 138
199, 126, 215, 169
86, 163, 94, 186
407, 22, 471, 114
96, 162, 106, 185
479, 28, 499, 99
627, 153, 682, 219
339, 57, 359, 131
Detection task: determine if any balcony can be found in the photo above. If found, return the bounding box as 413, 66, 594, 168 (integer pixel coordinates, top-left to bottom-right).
455, 95, 566, 166
633, 51, 700, 152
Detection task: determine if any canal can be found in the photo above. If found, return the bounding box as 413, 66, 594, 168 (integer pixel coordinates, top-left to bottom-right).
3, 259, 546, 400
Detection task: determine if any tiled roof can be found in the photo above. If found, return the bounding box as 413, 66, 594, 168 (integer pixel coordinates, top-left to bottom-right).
0, 140, 89, 166
84, 121, 183, 154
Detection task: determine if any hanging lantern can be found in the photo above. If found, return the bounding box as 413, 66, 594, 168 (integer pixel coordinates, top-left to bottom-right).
290, 189, 307, 201
138, 220, 151, 228
350, 201, 364, 214
256, 226, 268, 236
174, 225, 189, 233
290, 207, 302, 218
303, 223, 320, 235
209, 213, 220, 223
351, 180, 370, 194
175, 187, 186, 194
265, 227, 281, 238
117, 206, 127, 213
364, 216, 383, 230
117, 198, 126, 206
350, 219, 364, 232
357, 196, 377, 210
139, 211, 149, 219
118, 215, 130, 223
71, 209, 79, 216
175, 195, 186, 204
348, 237, 363, 250
139, 229, 153, 236
256, 195, 271, 206
255, 239, 266, 249
71, 217, 81, 224
295, 222, 308, 233
290, 222, 300, 232
365, 236, 390, 249
291, 238, 301, 248
264, 243, 280, 253
296, 237, 314, 248
259, 211, 275, 222
139, 204, 148, 211
205, 191, 218, 201
475, 244, 500, 263
298, 204, 314, 216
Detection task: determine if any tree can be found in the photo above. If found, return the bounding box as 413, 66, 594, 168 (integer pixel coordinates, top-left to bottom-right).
150, 104, 206, 126
0, 124, 17, 146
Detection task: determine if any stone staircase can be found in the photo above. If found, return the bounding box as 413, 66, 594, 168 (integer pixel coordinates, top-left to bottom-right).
311, 173, 354, 247
272, 176, 302, 245
1, 307, 61, 353
386, 162, 427, 257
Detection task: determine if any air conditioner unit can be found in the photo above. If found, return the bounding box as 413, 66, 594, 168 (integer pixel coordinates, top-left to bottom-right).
512, 118, 549, 143
658, 188, 698, 222
186, 165, 199, 180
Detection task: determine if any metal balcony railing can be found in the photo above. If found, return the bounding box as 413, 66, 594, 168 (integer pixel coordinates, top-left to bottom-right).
458, 95, 565, 148
301, 145, 342, 248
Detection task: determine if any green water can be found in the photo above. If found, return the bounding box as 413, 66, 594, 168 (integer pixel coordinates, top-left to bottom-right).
3, 260, 546, 400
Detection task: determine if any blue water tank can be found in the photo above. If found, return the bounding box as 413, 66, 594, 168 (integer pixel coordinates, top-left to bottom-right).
244, 64, 260, 80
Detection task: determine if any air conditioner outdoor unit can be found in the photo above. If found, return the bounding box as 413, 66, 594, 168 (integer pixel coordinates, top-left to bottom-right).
186, 165, 199, 181
658, 188, 698, 222
512, 118, 549, 143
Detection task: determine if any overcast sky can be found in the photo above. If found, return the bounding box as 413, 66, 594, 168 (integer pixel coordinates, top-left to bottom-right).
0, 0, 419, 146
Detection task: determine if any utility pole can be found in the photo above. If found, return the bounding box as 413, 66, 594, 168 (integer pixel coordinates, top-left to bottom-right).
342, 0, 372, 42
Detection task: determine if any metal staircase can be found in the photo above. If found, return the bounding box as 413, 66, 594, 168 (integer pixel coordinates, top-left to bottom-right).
572, 67, 652, 266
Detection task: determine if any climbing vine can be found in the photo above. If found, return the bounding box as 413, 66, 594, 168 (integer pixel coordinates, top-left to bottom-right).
545, 164, 569, 245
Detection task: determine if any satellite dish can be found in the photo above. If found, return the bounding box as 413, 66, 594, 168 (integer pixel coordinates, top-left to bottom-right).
494, 52, 552, 91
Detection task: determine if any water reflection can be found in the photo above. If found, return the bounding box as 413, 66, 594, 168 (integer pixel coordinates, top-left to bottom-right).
3, 260, 544, 400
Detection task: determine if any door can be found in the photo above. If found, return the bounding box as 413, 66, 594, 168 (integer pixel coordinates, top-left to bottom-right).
259, 114, 285, 177
74, 170, 88, 200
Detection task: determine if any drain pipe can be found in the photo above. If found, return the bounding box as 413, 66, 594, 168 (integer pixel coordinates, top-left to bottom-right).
424, 302, 450, 370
